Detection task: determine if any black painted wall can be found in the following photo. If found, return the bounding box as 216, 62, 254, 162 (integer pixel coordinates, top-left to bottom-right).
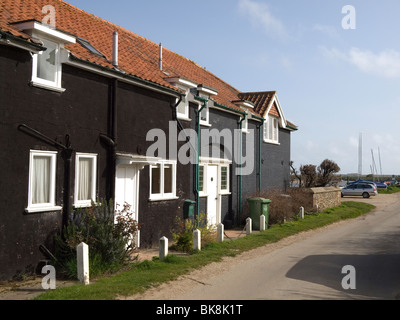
0, 45, 110, 280
0, 44, 191, 279
0, 43, 292, 280
115, 81, 191, 248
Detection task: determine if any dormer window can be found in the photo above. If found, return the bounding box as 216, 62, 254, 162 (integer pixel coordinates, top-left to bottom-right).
33, 36, 62, 88
200, 104, 209, 125
232, 100, 254, 134
264, 115, 279, 144
12, 21, 75, 92
197, 85, 218, 127
165, 77, 197, 121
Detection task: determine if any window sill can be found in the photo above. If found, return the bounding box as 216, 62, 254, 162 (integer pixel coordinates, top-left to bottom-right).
73, 202, 97, 208
30, 80, 66, 93
149, 196, 179, 202
263, 140, 280, 145
177, 115, 192, 122
25, 205, 62, 213
200, 122, 212, 127
220, 192, 231, 196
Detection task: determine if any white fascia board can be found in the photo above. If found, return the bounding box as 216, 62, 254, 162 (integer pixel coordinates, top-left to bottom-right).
233, 101, 255, 109
265, 94, 287, 129
273, 94, 287, 128
166, 77, 197, 88
116, 153, 161, 166
13, 21, 76, 44
197, 85, 218, 96
199, 156, 232, 165
242, 102, 254, 109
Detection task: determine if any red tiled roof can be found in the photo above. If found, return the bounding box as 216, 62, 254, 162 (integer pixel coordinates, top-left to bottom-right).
0, 0, 296, 126
238, 91, 277, 117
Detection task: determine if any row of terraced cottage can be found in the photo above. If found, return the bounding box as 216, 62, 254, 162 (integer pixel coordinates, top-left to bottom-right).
0, 0, 297, 280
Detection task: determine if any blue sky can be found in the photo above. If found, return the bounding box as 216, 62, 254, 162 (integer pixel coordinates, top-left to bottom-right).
66, 0, 400, 176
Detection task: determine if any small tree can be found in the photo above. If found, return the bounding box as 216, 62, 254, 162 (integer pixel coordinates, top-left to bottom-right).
290, 161, 302, 187
294, 159, 341, 188
317, 159, 341, 187
300, 164, 317, 188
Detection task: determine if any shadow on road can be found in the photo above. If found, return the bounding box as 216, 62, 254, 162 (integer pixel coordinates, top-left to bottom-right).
286, 231, 400, 299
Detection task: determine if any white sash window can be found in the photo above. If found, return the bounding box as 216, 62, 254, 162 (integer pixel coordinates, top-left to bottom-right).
26, 150, 61, 213
74, 153, 97, 207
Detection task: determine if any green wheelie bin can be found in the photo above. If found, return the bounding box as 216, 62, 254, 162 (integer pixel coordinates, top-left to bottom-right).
247, 198, 271, 230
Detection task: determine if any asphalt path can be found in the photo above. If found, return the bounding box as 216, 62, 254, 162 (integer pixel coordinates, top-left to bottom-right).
173, 194, 400, 300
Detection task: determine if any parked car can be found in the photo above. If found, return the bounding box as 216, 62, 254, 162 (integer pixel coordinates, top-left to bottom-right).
341, 182, 378, 198
349, 179, 388, 189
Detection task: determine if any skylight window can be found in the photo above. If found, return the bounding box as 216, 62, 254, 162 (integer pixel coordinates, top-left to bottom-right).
77, 37, 105, 58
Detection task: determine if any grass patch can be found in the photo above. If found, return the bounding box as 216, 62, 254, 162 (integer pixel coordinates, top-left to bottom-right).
35, 201, 374, 300
378, 185, 400, 194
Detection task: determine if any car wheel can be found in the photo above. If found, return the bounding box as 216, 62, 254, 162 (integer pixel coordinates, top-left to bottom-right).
362, 192, 370, 199
341, 193, 344, 198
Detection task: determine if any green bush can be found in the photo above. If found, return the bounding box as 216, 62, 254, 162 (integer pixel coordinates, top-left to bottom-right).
53, 200, 139, 279
171, 212, 215, 252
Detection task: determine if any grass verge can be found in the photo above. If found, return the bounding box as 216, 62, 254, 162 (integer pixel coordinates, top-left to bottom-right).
378, 185, 400, 194
35, 201, 374, 300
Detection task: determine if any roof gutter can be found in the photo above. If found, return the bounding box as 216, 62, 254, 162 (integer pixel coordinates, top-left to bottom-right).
286, 123, 298, 131
66, 53, 181, 98
213, 101, 246, 116
238, 114, 246, 223
194, 96, 208, 226
256, 118, 265, 193
0, 30, 44, 53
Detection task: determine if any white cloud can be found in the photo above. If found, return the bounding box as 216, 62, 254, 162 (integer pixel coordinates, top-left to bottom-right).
313, 24, 340, 40
320, 46, 400, 78
349, 136, 359, 148
238, 0, 288, 41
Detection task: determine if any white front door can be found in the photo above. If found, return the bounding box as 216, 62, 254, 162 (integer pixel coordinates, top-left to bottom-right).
115, 164, 140, 247
206, 165, 218, 226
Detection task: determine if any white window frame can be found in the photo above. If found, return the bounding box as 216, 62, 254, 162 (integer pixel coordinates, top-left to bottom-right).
12, 21, 75, 92
31, 35, 65, 92
74, 153, 98, 208
219, 165, 230, 195
264, 116, 280, 144
199, 104, 210, 126
199, 164, 207, 197
26, 150, 61, 213
149, 160, 177, 201
176, 88, 191, 121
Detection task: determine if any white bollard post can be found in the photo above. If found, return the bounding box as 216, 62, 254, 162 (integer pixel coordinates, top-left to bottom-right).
217, 223, 224, 243
246, 217, 252, 235
260, 215, 266, 231
159, 236, 168, 261
193, 229, 201, 251
77, 242, 89, 285
300, 207, 305, 219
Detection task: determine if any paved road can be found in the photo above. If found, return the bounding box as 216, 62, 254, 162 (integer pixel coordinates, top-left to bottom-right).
174, 195, 400, 300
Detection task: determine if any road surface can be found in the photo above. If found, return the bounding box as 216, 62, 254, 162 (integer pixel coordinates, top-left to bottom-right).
131, 194, 400, 300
